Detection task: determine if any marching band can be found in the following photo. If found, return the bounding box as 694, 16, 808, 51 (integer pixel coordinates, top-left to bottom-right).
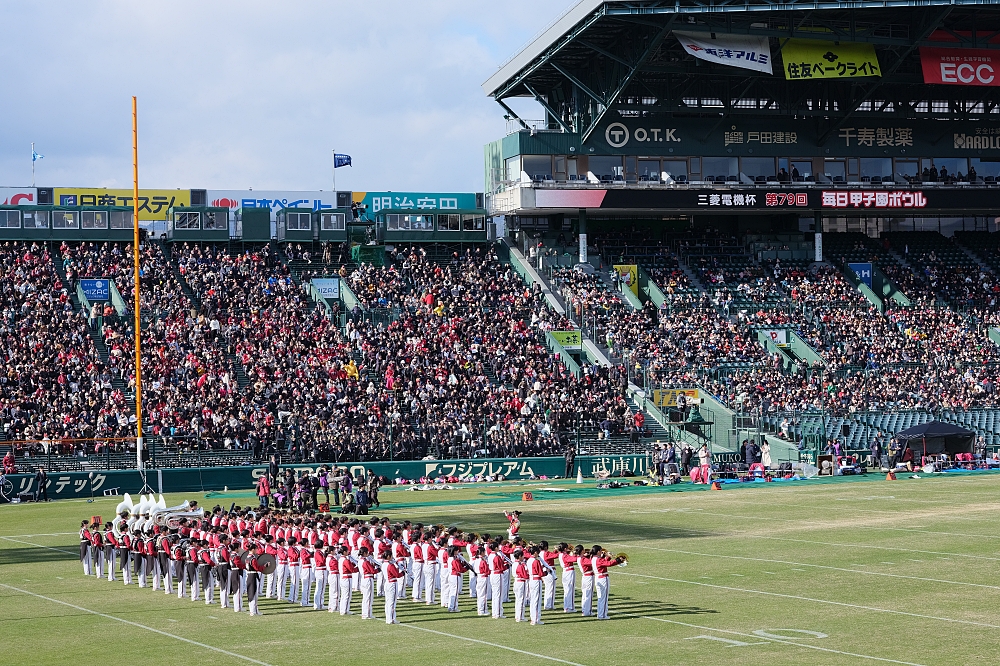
77, 494, 627, 625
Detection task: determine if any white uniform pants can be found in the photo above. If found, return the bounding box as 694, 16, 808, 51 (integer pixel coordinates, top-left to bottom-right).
595, 576, 610, 619
439, 565, 450, 607
361, 577, 375, 618
299, 568, 313, 606
95, 548, 104, 578
513, 580, 527, 622
423, 563, 436, 604
106, 550, 117, 581
82, 545, 92, 576
543, 572, 556, 610
529, 579, 543, 623
176, 562, 186, 598
476, 574, 490, 615
501, 569, 511, 602
447, 574, 461, 611
562, 568, 576, 611
580, 575, 594, 616
275, 563, 288, 600
288, 564, 300, 603
468, 570, 477, 598
411, 561, 424, 600
338, 577, 353, 614
313, 570, 327, 609
328, 571, 340, 612
490, 573, 504, 618
384, 579, 399, 623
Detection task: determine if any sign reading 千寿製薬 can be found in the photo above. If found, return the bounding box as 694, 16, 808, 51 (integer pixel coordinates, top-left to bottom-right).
781, 39, 880, 80
80, 279, 111, 302
54, 188, 191, 220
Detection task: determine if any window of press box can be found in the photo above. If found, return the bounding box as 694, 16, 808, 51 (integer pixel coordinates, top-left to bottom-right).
462, 214, 485, 231
522, 155, 552, 179
23, 210, 48, 229
438, 214, 461, 231
970, 158, 1000, 179
52, 211, 79, 228
702, 157, 738, 181
663, 160, 687, 180
895, 159, 918, 181
588, 156, 624, 180
639, 159, 660, 180
285, 212, 310, 231
791, 161, 812, 179
173, 212, 201, 229
109, 211, 133, 228
505, 156, 520, 182
0, 210, 19, 228
81, 211, 108, 229
860, 158, 893, 179
321, 213, 345, 230
204, 211, 227, 230
386, 214, 433, 231
740, 157, 776, 181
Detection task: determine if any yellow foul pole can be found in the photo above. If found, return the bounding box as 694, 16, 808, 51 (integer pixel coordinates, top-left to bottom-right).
132, 96, 144, 469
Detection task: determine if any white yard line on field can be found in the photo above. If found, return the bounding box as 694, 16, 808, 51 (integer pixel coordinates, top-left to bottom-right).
399, 623, 588, 665
750, 535, 1000, 562
0, 532, 77, 538
623, 613, 927, 666
0, 583, 276, 666
616, 572, 1000, 630
0, 536, 78, 555
614, 543, 1000, 591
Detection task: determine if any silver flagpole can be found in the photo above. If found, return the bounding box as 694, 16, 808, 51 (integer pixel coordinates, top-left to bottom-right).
31, 142, 34, 187
332, 149, 337, 195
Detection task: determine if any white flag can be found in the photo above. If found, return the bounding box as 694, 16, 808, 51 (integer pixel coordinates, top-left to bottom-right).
674, 31, 772, 74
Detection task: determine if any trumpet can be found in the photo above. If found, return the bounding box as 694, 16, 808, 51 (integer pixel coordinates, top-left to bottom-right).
615, 552, 629, 567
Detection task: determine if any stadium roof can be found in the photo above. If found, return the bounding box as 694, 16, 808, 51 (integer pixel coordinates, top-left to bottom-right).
484, 0, 1000, 141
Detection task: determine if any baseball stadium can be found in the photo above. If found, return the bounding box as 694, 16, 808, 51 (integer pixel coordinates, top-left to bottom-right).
6, 1, 1000, 665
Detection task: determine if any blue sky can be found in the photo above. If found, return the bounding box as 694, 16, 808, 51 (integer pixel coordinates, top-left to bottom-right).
0, 1, 566, 193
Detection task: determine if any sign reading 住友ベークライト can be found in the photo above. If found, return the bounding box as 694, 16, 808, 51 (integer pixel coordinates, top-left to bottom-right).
781, 39, 881, 80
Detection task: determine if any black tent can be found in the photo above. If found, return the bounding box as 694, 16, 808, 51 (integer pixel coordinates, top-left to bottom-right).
895, 421, 975, 457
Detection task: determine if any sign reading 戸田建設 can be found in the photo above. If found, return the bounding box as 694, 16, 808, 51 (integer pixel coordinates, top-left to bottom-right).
781, 40, 880, 80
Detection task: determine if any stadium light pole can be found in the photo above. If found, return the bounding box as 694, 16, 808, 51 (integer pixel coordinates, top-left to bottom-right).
132, 96, 144, 471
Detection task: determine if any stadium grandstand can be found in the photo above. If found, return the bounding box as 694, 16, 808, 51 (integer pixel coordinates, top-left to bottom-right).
7, 0, 1000, 486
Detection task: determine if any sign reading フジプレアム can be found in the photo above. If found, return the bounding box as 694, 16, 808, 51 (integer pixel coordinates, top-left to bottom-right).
53, 188, 190, 220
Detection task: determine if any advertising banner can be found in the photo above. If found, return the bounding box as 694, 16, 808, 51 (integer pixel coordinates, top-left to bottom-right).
551, 330, 583, 350
311, 277, 340, 299
651, 388, 699, 408
613, 264, 639, 296
2, 455, 653, 501
0, 188, 36, 206
352, 191, 480, 214
80, 278, 111, 301
780, 39, 880, 80
207, 190, 337, 220
674, 30, 772, 74
921, 47, 999, 86
848, 262, 874, 288
53, 188, 190, 220
762, 329, 789, 345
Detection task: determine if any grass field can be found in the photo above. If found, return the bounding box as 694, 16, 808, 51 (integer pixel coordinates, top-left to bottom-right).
4, 472, 1000, 665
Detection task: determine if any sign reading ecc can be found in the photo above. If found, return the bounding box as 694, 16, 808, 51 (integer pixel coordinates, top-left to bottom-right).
920, 47, 999, 86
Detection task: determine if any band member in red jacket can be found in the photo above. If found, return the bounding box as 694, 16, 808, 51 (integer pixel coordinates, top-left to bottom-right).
527, 546, 546, 625
558, 544, 581, 612
383, 556, 405, 624
446, 546, 471, 612
245, 544, 267, 616
359, 546, 379, 619
512, 550, 529, 623
591, 545, 626, 620
538, 540, 558, 610
488, 540, 509, 619
103, 523, 118, 582
337, 547, 358, 615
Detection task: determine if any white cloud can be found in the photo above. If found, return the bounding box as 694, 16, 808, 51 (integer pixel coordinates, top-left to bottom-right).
0, 0, 564, 192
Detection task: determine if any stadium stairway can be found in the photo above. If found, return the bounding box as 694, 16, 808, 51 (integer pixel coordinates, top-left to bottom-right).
676, 255, 706, 293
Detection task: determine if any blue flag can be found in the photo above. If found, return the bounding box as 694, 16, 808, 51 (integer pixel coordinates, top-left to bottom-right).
333, 153, 352, 168
32, 150, 43, 161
